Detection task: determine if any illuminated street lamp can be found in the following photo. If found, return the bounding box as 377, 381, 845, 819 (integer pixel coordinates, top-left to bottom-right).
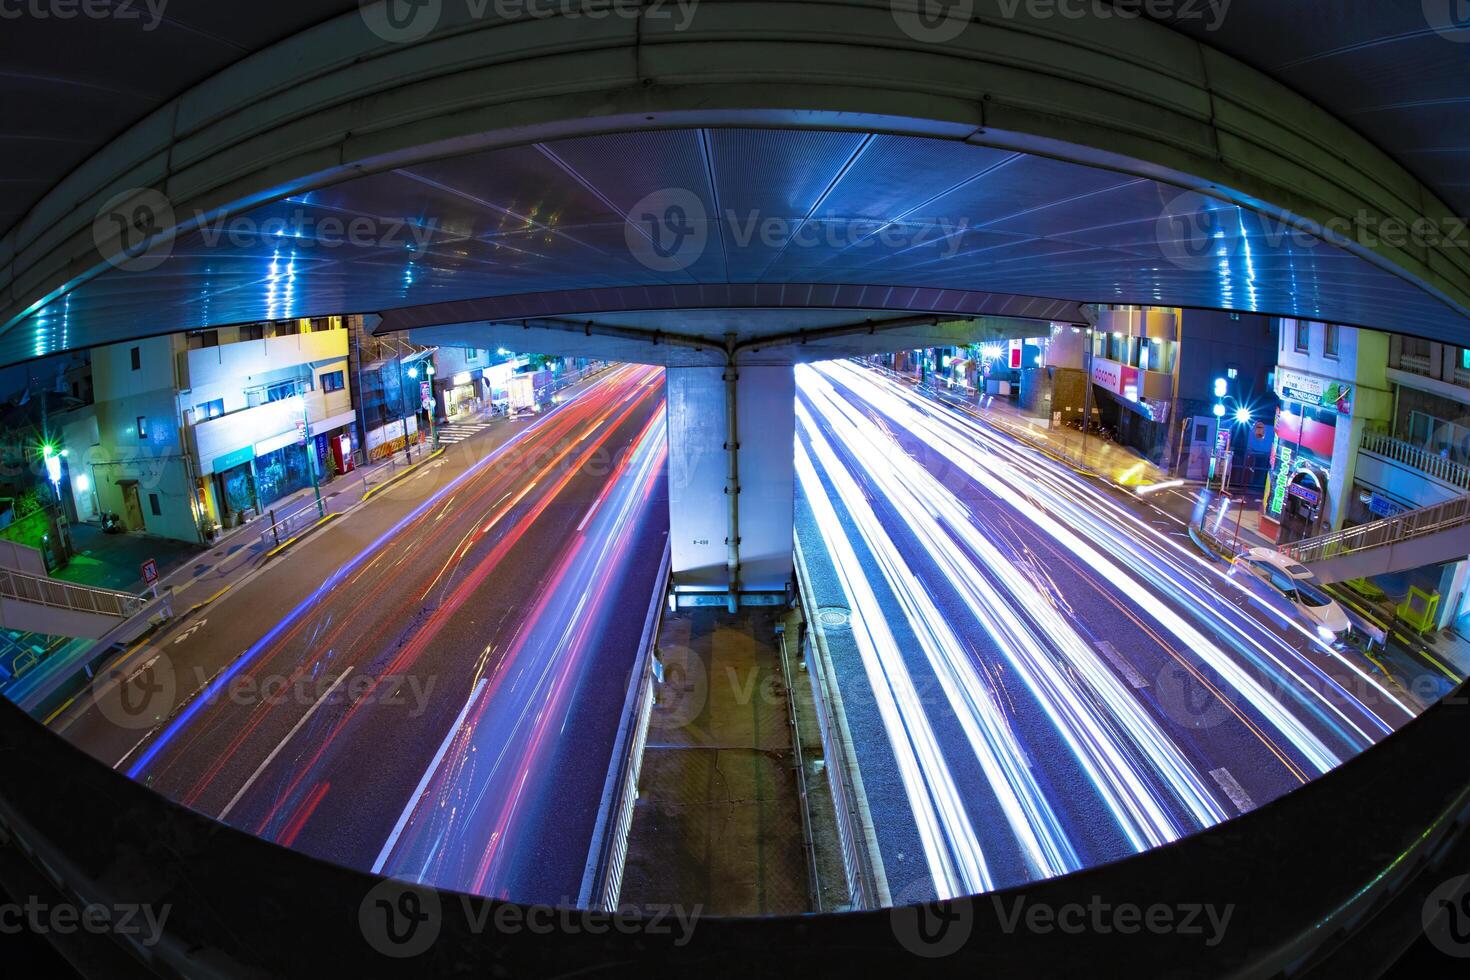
1234, 406, 1253, 425
1212, 403, 1226, 418
42, 443, 63, 490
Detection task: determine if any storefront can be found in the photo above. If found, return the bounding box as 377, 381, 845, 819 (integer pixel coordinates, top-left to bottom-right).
1090, 357, 1172, 460
441, 370, 481, 420
1262, 367, 1354, 544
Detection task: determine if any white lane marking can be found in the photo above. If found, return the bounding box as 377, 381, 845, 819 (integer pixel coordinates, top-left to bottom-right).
1093, 640, 1150, 689
1209, 767, 1256, 814
371, 677, 488, 875
216, 667, 355, 823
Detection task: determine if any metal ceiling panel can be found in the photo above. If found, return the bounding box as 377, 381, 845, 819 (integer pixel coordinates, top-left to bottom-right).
7, 127, 1469, 365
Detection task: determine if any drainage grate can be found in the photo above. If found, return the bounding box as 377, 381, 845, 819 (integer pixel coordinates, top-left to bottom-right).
816, 607, 851, 629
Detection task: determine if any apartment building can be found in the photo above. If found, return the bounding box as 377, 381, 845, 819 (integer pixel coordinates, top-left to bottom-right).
1085, 307, 1277, 478
89, 317, 357, 542
1261, 320, 1391, 544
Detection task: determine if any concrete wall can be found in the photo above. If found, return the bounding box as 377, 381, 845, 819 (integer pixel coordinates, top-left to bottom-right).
91, 335, 199, 542
667, 365, 794, 595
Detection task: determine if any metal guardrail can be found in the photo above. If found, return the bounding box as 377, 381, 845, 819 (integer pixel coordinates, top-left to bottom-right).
0, 567, 145, 620
775, 619, 824, 910
581, 542, 671, 912
1281, 491, 1470, 565
1360, 430, 1470, 489
794, 534, 883, 910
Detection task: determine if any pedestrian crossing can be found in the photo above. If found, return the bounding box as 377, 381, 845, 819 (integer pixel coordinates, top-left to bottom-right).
436, 419, 491, 445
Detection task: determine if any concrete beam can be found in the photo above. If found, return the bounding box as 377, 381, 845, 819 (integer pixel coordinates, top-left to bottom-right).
1, 1, 1467, 361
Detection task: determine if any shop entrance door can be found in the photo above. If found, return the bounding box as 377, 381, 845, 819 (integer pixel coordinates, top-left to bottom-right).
121, 483, 145, 531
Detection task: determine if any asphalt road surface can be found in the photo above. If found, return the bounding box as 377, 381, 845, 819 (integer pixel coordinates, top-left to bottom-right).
62, 364, 669, 906
794, 360, 1416, 903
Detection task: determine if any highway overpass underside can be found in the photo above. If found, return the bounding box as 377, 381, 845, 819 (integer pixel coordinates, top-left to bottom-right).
406, 309, 1043, 602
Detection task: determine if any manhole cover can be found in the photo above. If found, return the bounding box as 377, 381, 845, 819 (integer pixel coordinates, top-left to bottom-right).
816, 607, 851, 629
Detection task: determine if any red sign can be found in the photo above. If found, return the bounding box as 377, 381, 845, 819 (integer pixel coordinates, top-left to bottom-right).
1090, 358, 1138, 397
141, 559, 158, 585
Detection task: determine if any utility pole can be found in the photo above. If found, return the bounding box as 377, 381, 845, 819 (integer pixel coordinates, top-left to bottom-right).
301, 367, 324, 518
396, 356, 415, 464
1081, 341, 1094, 461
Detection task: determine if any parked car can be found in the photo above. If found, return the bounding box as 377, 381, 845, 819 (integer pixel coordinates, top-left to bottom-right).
1231, 547, 1351, 640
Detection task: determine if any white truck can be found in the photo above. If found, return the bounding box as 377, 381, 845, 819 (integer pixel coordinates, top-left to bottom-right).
508, 374, 537, 418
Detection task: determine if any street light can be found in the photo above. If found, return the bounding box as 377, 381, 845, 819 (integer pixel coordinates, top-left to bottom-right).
1212, 403, 1226, 418
1234, 406, 1253, 424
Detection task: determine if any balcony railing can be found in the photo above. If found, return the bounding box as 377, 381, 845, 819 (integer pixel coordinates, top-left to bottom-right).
1281, 491, 1470, 565
1359, 430, 1470, 489
0, 567, 146, 620
1396, 352, 1432, 375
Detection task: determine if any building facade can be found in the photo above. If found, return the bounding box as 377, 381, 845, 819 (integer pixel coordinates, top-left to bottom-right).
90, 317, 358, 542
1085, 307, 1278, 481
1261, 319, 1391, 544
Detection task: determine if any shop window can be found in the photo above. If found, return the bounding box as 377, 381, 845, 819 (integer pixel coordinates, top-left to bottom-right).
187, 329, 219, 349
1323, 324, 1339, 358
241, 323, 266, 341
130, 346, 141, 371
136, 416, 148, 440
149, 493, 161, 517
195, 398, 224, 420
1294, 321, 1310, 353
265, 379, 309, 403
320, 370, 345, 393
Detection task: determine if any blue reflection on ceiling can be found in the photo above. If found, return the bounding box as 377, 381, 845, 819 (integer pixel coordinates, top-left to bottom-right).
6, 128, 1467, 365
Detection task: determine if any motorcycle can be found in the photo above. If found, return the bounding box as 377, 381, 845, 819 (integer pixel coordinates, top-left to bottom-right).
100, 511, 126, 534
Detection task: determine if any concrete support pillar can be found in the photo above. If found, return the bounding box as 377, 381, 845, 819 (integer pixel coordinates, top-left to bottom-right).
666, 363, 795, 602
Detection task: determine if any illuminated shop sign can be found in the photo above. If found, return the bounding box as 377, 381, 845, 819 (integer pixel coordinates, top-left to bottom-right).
1268, 439, 1294, 518
1275, 367, 1354, 416
1090, 358, 1138, 396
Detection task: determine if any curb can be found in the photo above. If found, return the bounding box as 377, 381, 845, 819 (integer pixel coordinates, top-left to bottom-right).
360, 448, 445, 502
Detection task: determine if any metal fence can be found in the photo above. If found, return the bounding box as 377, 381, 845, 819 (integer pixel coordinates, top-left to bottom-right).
1281, 492, 1470, 565
0, 567, 145, 620
795, 535, 882, 911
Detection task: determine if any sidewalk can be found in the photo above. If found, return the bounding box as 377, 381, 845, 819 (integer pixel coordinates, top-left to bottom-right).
7, 445, 432, 718
55, 524, 201, 594
927, 377, 1174, 487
